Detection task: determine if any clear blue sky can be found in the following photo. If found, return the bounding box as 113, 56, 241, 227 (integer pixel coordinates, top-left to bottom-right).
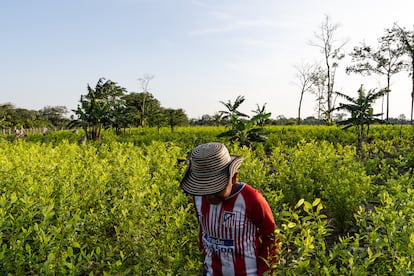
1, 0, 413, 119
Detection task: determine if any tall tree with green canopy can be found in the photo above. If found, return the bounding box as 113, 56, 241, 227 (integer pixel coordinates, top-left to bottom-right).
346, 28, 406, 121
69, 78, 127, 140
393, 23, 414, 124
0, 103, 16, 128
123, 92, 160, 127
39, 106, 69, 129
164, 108, 188, 132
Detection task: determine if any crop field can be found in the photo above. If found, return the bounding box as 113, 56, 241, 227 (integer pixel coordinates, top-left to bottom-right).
0, 125, 413, 275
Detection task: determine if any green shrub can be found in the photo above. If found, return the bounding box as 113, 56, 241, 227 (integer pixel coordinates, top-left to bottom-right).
269, 140, 371, 232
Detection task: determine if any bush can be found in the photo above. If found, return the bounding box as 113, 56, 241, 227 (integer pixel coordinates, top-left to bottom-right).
268, 140, 371, 232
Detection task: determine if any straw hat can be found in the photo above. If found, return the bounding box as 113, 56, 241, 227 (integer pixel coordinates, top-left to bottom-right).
180, 142, 244, 196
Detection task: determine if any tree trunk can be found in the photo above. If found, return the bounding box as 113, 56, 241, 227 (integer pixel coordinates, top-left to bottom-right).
411, 58, 414, 124
297, 91, 304, 125
386, 76, 391, 122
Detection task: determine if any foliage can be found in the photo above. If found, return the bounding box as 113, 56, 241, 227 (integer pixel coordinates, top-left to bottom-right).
268, 140, 371, 232
346, 27, 406, 121
0, 126, 413, 275
39, 106, 70, 129
0, 140, 201, 275
0, 103, 69, 129
392, 23, 414, 124
69, 78, 127, 140
271, 198, 332, 275
251, 103, 272, 127
335, 85, 386, 148
123, 92, 161, 128
163, 108, 189, 132
218, 95, 271, 147
219, 95, 249, 124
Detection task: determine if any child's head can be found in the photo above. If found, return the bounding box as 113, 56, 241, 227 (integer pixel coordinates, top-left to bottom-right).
180, 142, 244, 197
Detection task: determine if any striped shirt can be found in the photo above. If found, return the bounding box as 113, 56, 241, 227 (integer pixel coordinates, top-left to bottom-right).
194, 183, 277, 276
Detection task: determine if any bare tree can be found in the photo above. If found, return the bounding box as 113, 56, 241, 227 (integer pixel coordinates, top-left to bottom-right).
137, 74, 154, 127
308, 15, 347, 124
293, 62, 319, 124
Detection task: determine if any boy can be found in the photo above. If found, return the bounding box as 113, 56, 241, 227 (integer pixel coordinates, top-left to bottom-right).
181, 142, 278, 275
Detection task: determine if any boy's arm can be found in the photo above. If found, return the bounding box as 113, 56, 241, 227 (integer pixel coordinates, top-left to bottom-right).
253, 191, 279, 275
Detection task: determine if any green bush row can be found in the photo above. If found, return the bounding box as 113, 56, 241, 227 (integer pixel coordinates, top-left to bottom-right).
0, 125, 413, 275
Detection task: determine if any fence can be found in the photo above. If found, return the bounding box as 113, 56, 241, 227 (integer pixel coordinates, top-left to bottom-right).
1, 127, 51, 136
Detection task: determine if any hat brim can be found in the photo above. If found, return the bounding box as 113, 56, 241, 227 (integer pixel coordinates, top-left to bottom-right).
180, 155, 244, 196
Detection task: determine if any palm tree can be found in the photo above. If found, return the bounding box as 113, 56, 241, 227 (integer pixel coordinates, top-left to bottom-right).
69, 78, 126, 140
251, 103, 271, 127
335, 85, 385, 147
218, 96, 270, 147
219, 95, 249, 126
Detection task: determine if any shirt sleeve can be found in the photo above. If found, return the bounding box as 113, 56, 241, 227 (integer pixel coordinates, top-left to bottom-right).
249, 188, 279, 275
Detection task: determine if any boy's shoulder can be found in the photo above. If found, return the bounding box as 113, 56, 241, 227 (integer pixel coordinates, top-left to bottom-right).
240, 183, 265, 199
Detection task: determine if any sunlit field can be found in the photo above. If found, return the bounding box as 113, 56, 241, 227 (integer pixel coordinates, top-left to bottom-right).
0, 125, 413, 275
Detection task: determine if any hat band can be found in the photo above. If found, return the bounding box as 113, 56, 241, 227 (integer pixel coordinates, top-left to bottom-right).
191, 166, 227, 178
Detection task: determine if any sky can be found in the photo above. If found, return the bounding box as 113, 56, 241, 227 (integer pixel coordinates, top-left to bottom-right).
1, 0, 413, 120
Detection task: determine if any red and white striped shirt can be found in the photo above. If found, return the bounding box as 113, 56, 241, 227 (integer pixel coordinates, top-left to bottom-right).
194, 183, 277, 276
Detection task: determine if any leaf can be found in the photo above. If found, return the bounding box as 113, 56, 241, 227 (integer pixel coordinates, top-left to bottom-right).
312, 198, 321, 207
295, 199, 305, 209
317, 202, 324, 213
67, 247, 74, 257
304, 201, 312, 212
287, 222, 297, 228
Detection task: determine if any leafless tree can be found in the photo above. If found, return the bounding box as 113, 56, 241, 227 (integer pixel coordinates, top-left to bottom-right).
293, 62, 319, 124
137, 74, 154, 127
308, 15, 348, 124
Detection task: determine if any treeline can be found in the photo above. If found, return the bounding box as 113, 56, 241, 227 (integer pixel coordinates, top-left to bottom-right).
0, 97, 411, 137
0, 77, 190, 136
0, 104, 70, 130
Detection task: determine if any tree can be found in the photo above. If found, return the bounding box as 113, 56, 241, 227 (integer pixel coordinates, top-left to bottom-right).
39, 106, 69, 129
69, 78, 127, 140
393, 24, 414, 124
218, 96, 270, 147
0, 103, 15, 128
293, 62, 320, 124
137, 74, 154, 127
346, 28, 406, 121
309, 15, 347, 124
107, 100, 129, 135
251, 103, 271, 126
164, 108, 189, 132
123, 92, 161, 127
308, 66, 328, 122
147, 107, 167, 133
334, 85, 385, 149
219, 95, 249, 126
